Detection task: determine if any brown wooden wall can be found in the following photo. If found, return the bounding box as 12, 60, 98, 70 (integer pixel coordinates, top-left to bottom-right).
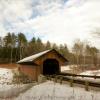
18, 64, 38, 80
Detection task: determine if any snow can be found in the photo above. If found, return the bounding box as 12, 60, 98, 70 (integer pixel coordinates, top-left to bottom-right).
17, 50, 50, 63
74, 70, 100, 83
80, 70, 100, 76
0, 68, 99, 100
17, 49, 68, 64
0, 83, 34, 99
61, 66, 71, 72
15, 81, 100, 100
0, 68, 36, 99
0, 68, 13, 84
61, 65, 78, 72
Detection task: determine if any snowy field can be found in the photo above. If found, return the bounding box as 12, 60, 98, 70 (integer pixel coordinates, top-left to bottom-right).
0, 68, 13, 84
0, 68, 35, 99
80, 70, 100, 76
75, 70, 100, 83
61, 65, 78, 72
0, 68, 99, 100
0, 83, 34, 99
63, 70, 100, 83
61, 66, 71, 72
14, 81, 100, 100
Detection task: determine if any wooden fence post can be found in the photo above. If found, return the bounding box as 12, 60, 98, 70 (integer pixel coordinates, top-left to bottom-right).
70, 78, 74, 87
54, 76, 58, 82
60, 76, 63, 84
85, 81, 89, 91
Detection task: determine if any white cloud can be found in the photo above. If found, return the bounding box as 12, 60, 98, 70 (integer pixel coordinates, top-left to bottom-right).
22, 0, 99, 48
0, 0, 100, 48
0, 0, 33, 36
0, 25, 7, 37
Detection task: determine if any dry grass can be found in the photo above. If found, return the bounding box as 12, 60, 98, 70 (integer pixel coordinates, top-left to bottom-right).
0, 63, 18, 69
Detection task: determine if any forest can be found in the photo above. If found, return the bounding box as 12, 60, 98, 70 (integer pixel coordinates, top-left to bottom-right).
0, 32, 99, 67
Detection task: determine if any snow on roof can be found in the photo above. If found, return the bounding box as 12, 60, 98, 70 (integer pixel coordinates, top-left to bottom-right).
17, 49, 51, 63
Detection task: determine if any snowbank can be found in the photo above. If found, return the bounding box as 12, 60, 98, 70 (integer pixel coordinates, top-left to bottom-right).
15, 81, 100, 100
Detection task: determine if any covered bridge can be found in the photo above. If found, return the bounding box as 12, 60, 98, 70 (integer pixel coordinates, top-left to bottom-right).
17, 49, 68, 80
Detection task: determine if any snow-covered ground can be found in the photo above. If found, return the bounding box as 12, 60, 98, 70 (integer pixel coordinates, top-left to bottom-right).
61, 66, 71, 72
75, 70, 100, 83
0, 68, 99, 100
0, 68, 13, 84
0, 68, 36, 99
0, 83, 34, 98
80, 70, 100, 76
15, 81, 100, 100
0, 68, 37, 99
61, 65, 78, 72
61, 66, 100, 82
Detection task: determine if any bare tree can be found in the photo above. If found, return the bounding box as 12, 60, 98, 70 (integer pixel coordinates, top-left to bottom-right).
72, 39, 84, 67
85, 45, 99, 67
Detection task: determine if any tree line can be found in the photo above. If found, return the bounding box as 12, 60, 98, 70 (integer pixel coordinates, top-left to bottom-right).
0, 32, 69, 63
0, 32, 99, 67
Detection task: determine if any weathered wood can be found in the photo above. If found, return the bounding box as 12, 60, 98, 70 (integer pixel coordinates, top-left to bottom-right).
59, 72, 100, 79
46, 74, 100, 88
18, 49, 68, 81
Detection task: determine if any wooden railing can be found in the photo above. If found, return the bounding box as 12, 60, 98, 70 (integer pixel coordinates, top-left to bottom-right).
45, 73, 100, 89
59, 72, 100, 79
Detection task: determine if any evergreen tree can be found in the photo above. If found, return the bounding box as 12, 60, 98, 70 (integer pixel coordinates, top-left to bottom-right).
28, 37, 37, 55
17, 33, 27, 59
45, 41, 51, 50
52, 43, 58, 50
35, 37, 44, 52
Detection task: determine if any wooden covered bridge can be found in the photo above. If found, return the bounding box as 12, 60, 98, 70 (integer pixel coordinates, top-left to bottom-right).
17, 49, 68, 80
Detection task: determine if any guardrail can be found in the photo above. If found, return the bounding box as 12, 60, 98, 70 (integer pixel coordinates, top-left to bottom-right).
59, 72, 100, 79
45, 73, 100, 89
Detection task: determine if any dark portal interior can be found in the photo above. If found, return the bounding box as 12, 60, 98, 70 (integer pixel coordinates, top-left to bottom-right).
43, 59, 59, 75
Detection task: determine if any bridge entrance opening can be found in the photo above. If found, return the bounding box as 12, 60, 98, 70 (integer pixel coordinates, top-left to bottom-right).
43, 59, 59, 75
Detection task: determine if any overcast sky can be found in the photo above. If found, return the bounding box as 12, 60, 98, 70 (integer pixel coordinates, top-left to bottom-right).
0, 0, 100, 48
